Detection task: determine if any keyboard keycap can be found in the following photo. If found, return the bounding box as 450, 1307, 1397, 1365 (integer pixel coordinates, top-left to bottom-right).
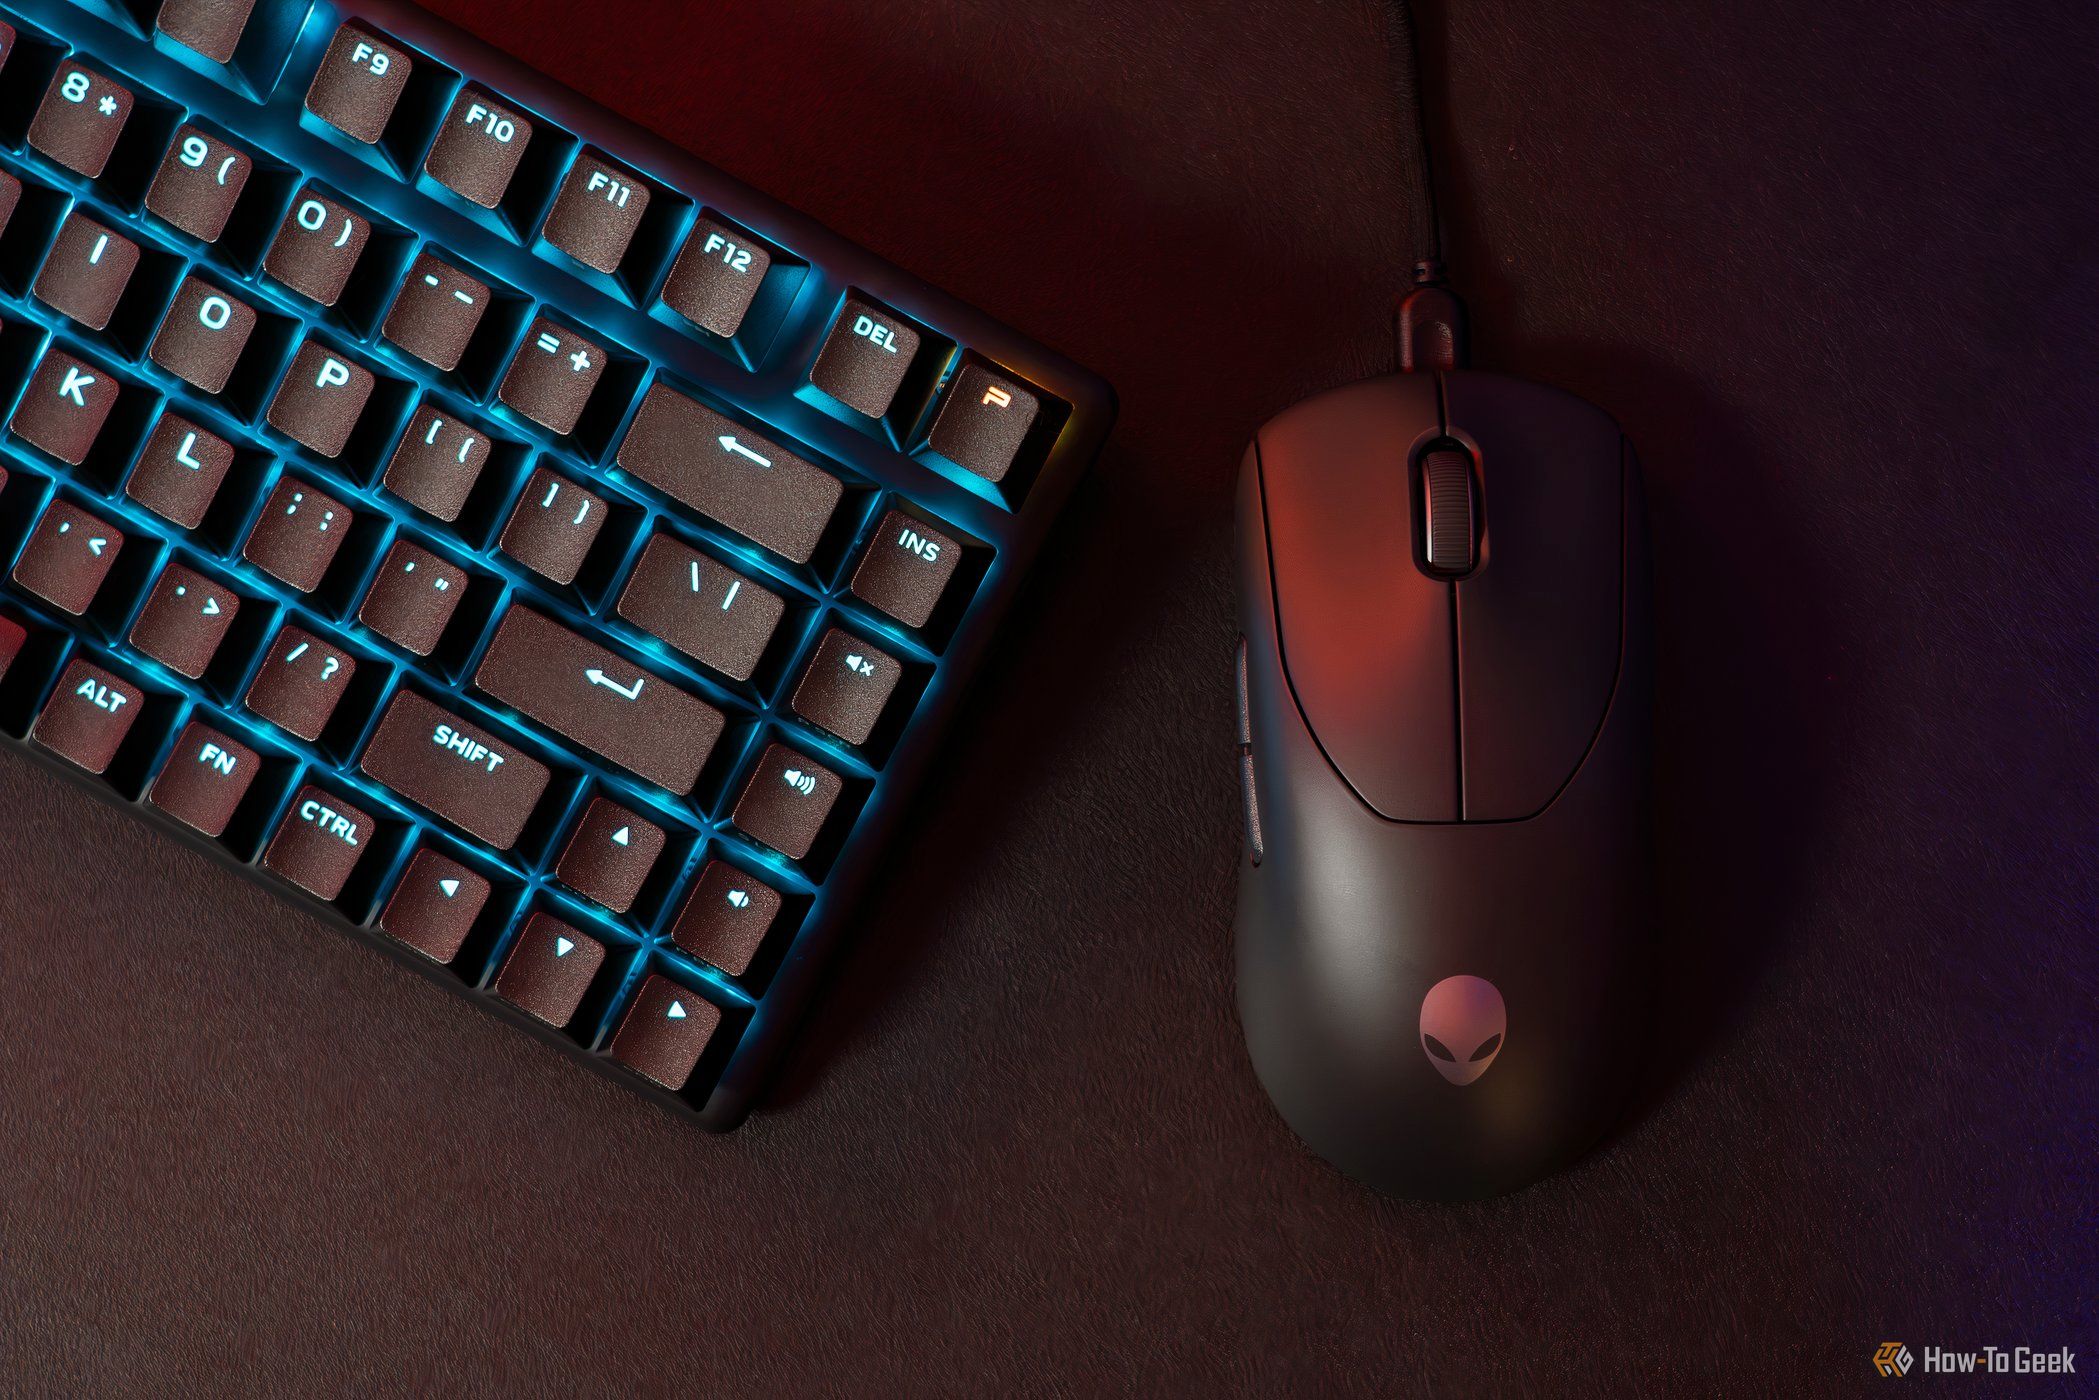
150, 276, 257, 394
541, 150, 650, 273
382, 253, 490, 371
156, 0, 259, 65
265, 190, 371, 305
356, 540, 465, 655
148, 721, 262, 837
263, 783, 374, 900
493, 913, 604, 1028
129, 563, 239, 677
244, 625, 355, 741
808, 296, 923, 419
660, 218, 770, 337
927, 364, 1041, 483
383, 405, 489, 521
33, 660, 143, 774
498, 318, 604, 435
474, 607, 724, 794
849, 509, 962, 628
0, 172, 21, 239
669, 861, 782, 978
304, 23, 412, 144
127, 414, 234, 529
615, 386, 842, 564
244, 477, 350, 592
34, 212, 139, 330
424, 87, 532, 208
731, 744, 842, 861
359, 690, 549, 848
267, 340, 376, 457
147, 126, 254, 243
10, 347, 120, 465
789, 629, 901, 747
12, 501, 122, 615
555, 798, 664, 913
0, 614, 27, 683
28, 62, 133, 178
609, 975, 720, 1090
614, 534, 783, 682
379, 849, 490, 962
499, 467, 606, 585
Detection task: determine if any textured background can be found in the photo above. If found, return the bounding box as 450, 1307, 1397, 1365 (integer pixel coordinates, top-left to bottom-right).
2, 0, 2095, 1393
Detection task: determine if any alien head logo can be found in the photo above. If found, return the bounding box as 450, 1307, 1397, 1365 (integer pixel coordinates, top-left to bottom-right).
1419, 975, 1506, 1085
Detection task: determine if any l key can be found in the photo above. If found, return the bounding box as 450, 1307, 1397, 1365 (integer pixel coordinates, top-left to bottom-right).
473, 607, 723, 795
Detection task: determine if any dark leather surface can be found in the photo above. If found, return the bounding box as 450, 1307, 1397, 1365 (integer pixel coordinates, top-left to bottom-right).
3, 0, 2093, 1391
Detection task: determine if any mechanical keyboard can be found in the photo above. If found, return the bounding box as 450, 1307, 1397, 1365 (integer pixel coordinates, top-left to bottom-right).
0, 0, 1114, 1126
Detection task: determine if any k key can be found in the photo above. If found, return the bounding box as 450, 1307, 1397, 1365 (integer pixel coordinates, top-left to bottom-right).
10, 347, 121, 466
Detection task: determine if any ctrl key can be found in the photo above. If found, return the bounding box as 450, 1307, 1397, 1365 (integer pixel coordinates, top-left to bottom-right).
264, 783, 375, 902
32, 660, 144, 775
493, 914, 605, 1030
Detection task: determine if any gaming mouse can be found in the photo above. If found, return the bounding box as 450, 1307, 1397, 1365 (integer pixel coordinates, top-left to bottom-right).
1232, 367, 1653, 1200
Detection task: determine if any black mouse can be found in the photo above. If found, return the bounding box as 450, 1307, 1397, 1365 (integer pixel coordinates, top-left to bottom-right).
1232, 367, 1653, 1200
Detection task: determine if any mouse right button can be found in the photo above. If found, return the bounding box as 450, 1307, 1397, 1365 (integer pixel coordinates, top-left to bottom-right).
1447, 373, 1625, 819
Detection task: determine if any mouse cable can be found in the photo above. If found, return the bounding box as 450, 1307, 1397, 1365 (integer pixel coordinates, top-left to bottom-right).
1384, 0, 1469, 371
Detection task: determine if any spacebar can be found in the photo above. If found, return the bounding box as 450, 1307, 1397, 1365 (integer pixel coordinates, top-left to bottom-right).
473, 607, 725, 794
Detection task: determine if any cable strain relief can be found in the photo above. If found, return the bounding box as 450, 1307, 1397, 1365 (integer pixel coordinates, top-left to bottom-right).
1395, 281, 1469, 373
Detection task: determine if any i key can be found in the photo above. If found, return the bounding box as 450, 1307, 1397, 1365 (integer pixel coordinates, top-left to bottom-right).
32, 659, 144, 774
265, 189, 371, 305
263, 783, 374, 901
357, 540, 466, 656
499, 467, 606, 585
493, 913, 605, 1029
146, 126, 253, 243
150, 276, 258, 394
245, 625, 355, 741
424, 87, 533, 208
267, 340, 377, 458
127, 414, 234, 529
10, 347, 120, 465
615, 534, 784, 682
382, 253, 490, 371
304, 23, 412, 144
149, 721, 262, 838
244, 477, 351, 593
34, 212, 139, 331
129, 563, 239, 677
12, 501, 123, 615
383, 404, 491, 522
541, 149, 650, 273
157, 0, 260, 65
28, 62, 133, 178
498, 317, 605, 435
379, 849, 491, 963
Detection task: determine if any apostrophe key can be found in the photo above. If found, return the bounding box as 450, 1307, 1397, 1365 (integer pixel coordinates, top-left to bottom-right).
616, 385, 842, 564
12, 500, 123, 615
28, 62, 133, 179
148, 721, 262, 838
356, 540, 466, 655
245, 625, 356, 740
424, 87, 532, 208
808, 295, 924, 419
0, 0, 1115, 1131
849, 508, 962, 628
150, 276, 258, 394
493, 912, 604, 1029
244, 476, 351, 592
263, 783, 374, 901
731, 743, 842, 861
614, 534, 784, 682
382, 404, 489, 521
10, 347, 120, 465
541, 150, 650, 273
609, 975, 721, 1091
129, 563, 239, 677
555, 797, 665, 913
34, 212, 140, 331
127, 415, 234, 529
790, 629, 902, 747
670, 861, 782, 978
379, 848, 491, 962
157, 0, 260, 65
305, 23, 413, 144
265, 190, 372, 306
146, 127, 254, 243
358, 689, 548, 848
32, 660, 144, 774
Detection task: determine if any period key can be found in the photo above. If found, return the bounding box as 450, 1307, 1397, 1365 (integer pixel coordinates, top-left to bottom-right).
360, 690, 550, 849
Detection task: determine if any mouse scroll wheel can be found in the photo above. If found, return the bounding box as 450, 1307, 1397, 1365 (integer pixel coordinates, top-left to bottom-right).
1421, 447, 1477, 575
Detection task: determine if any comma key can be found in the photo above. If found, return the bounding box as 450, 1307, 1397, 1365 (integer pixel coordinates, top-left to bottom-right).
263, 783, 375, 901
149, 722, 262, 838
12, 500, 123, 615
360, 690, 548, 848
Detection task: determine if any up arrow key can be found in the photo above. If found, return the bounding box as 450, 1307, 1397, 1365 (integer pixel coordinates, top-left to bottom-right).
666, 1000, 687, 1020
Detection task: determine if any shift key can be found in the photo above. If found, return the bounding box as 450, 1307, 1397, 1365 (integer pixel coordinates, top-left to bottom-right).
360, 690, 550, 848
474, 607, 724, 795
